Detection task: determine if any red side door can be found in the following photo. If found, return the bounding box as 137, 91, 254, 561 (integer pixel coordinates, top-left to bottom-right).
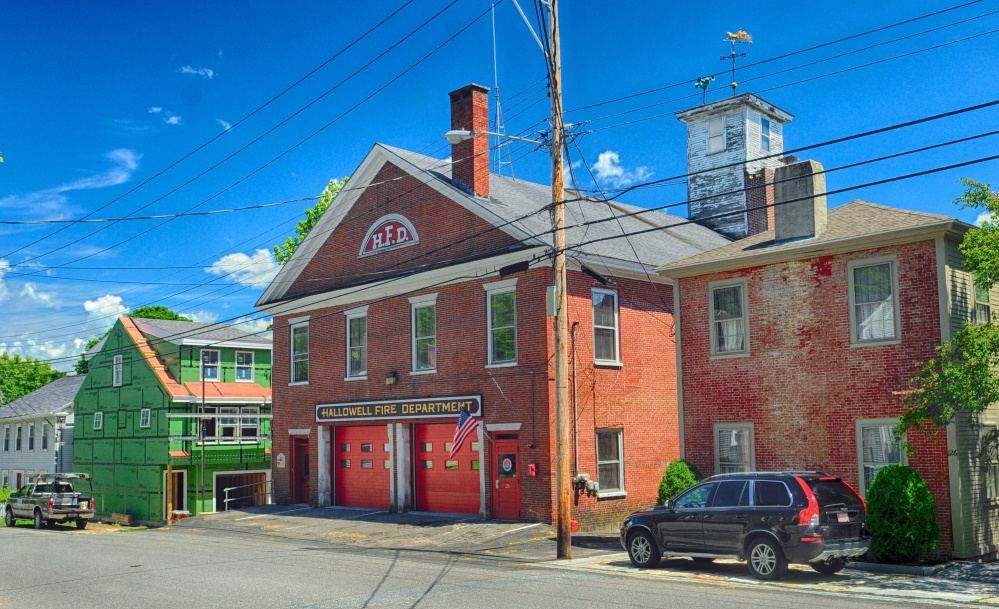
291, 437, 310, 505
414, 423, 480, 514
492, 435, 521, 520
334, 426, 391, 509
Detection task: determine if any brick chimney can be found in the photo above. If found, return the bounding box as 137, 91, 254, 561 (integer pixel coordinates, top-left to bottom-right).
774, 159, 827, 242
449, 84, 490, 198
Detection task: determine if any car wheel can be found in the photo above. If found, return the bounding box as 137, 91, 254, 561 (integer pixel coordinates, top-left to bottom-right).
33, 509, 43, 530
810, 557, 846, 575
746, 537, 787, 580
75, 519, 88, 530
691, 557, 715, 569
3, 507, 13, 528
627, 530, 661, 569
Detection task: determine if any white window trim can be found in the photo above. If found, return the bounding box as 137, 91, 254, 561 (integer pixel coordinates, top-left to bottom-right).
972, 275, 992, 326
847, 256, 902, 347
713, 422, 755, 474
592, 288, 622, 365
27, 423, 35, 452
482, 278, 518, 292
93, 412, 104, 431
707, 116, 726, 155
290, 322, 310, 386
487, 287, 517, 366
345, 311, 368, 379
235, 351, 255, 383
140, 408, 151, 429
708, 278, 750, 358
596, 429, 625, 496
112, 354, 123, 387
200, 349, 221, 382
760, 116, 771, 152
855, 418, 907, 500
411, 301, 437, 373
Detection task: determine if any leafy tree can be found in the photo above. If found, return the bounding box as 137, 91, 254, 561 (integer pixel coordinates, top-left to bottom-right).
0, 353, 66, 406
657, 459, 703, 505
866, 464, 940, 563
74, 305, 191, 374
955, 178, 999, 290
274, 177, 347, 264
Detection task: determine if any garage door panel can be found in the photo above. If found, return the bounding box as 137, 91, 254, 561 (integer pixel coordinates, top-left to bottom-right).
335, 426, 390, 509
415, 423, 480, 514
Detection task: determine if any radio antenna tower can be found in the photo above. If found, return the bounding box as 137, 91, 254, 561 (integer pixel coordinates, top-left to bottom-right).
721, 29, 752, 96
492, 4, 516, 177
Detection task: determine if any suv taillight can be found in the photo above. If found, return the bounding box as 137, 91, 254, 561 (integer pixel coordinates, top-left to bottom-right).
794, 476, 819, 526
48, 500, 54, 510
842, 479, 866, 512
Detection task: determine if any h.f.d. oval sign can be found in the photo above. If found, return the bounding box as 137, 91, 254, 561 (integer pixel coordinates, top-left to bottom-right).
359, 214, 419, 257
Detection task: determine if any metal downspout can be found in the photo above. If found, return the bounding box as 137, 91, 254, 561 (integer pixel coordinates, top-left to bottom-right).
571, 321, 579, 475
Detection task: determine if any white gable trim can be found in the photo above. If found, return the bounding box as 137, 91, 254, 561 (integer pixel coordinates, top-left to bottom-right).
256, 144, 545, 308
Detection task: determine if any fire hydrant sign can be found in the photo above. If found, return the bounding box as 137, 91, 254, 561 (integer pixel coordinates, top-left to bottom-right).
359, 214, 419, 256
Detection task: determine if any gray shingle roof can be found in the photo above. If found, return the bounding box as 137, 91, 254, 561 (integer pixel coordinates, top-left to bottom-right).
131, 318, 271, 346
382, 144, 731, 268
83, 336, 107, 362
0, 375, 84, 420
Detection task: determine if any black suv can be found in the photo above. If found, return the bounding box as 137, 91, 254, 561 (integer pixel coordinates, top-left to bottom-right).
620, 472, 870, 580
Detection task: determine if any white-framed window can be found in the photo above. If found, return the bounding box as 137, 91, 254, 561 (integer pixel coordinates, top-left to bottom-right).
985, 425, 999, 502
15, 425, 22, 451
140, 409, 151, 429
596, 429, 624, 494
93, 412, 103, 431
28, 424, 35, 451
848, 257, 901, 345
974, 276, 992, 326
3, 425, 9, 452
219, 407, 239, 442
41, 423, 48, 450
200, 349, 220, 382
235, 351, 254, 382
592, 289, 620, 364
709, 279, 749, 356
412, 300, 437, 372
856, 419, 906, 499
112, 354, 123, 387
291, 323, 310, 384
488, 289, 517, 365
715, 423, 755, 474
198, 405, 217, 442
241, 407, 259, 440
760, 116, 771, 152
708, 116, 725, 154
346, 312, 368, 378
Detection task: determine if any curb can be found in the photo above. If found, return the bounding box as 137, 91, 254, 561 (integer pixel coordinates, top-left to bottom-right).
846, 560, 951, 576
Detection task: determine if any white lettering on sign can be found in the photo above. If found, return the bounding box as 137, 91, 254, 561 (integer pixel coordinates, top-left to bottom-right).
359, 214, 419, 257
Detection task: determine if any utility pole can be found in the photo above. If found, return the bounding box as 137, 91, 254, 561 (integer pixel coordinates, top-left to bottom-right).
548, 0, 572, 561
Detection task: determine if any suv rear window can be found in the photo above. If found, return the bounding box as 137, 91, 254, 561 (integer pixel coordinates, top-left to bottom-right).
755, 481, 792, 506
711, 480, 750, 508
808, 479, 863, 508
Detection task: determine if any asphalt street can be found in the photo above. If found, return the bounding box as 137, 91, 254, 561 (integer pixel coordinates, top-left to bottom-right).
0, 520, 955, 609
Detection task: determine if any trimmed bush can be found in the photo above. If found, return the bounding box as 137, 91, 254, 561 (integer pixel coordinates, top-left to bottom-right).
657, 460, 703, 505
866, 464, 940, 563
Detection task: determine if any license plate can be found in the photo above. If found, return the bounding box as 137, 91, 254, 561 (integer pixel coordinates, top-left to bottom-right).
837, 513, 849, 523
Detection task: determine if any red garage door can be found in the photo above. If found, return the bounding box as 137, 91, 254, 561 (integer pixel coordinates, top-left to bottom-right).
414, 423, 480, 514
334, 426, 391, 509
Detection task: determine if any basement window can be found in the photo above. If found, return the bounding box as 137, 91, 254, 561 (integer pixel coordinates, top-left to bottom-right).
708, 117, 725, 153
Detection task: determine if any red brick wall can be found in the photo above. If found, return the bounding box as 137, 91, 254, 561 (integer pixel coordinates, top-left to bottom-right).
678, 239, 954, 556
745, 168, 774, 236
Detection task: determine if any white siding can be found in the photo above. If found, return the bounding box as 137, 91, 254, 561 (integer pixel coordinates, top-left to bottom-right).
0, 413, 64, 486
686, 106, 749, 238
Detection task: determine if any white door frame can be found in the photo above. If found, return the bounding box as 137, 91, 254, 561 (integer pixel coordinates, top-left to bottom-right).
162, 469, 189, 520
211, 469, 272, 512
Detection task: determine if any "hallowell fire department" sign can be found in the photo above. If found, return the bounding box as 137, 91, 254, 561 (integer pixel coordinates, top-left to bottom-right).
316, 395, 482, 423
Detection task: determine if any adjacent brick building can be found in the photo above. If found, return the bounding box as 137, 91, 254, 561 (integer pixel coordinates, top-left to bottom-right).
661, 95, 999, 559
255, 84, 728, 528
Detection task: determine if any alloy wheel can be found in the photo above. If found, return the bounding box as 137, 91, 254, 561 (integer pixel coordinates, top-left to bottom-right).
750, 543, 776, 575
630, 535, 652, 564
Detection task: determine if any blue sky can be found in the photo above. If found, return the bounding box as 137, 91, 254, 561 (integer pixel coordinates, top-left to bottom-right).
1, 0, 997, 370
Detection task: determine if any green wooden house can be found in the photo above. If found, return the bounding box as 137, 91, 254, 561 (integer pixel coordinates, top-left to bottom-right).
74, 316, 272, 522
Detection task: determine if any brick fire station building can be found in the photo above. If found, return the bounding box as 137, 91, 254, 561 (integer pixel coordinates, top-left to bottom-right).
255, 84, 727, 527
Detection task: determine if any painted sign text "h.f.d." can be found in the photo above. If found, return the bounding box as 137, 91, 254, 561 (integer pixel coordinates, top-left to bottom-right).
360, 215, 419, 256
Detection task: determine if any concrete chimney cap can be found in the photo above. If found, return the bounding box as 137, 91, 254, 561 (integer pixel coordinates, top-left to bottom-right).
449, 83, 491, 99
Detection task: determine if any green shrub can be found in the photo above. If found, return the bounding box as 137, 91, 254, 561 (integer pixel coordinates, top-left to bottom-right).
866, 464, 940, 563
657, 460, 703, 505
0, 484, 10, 503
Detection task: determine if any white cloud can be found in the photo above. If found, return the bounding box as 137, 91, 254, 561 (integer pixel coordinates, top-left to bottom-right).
147, 107, 163, 114
232, 316, 272, 341
441, 156, 452, 164
591, 150, 653, 189
206, 249, 279, 289
0, 336, 85, 372
177, 65, 214, 79
84, 294, 129, 319
188, 310, 219, 323
163, 115, 182, 125
216, 119, 232, 132
0, 149, 141, 216
977, 211, 993, 227
19, 283, 61, 308
0, 259, 9, 304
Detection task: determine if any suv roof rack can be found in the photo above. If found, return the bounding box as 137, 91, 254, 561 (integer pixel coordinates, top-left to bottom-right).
707, 470, 830, 479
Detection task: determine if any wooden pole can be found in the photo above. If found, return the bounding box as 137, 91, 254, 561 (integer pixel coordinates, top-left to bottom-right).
166, 464, 173, 524
549, 0, 572, 561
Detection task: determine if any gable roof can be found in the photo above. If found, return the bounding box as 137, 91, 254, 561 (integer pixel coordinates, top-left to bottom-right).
131, 317, 271, 348
659, 200, 969, 278
0, 375, 84, 421
258, 143, 729, 307
83, 336, 107, 362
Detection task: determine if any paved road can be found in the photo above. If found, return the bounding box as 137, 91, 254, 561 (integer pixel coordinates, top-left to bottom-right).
1, 521, 951, 609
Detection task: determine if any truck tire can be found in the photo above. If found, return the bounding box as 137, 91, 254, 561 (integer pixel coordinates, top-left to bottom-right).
33, 509, 44, 530
4, 507, 13, 528
75, 519, 88, 530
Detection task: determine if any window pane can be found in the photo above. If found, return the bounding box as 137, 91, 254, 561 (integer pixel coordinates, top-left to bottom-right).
598, 463, 620, 491
975, 278, 991, 304
713, 286, 742, 320
597, 432, 619, 462
718, 428, 751, 473
236, 352, 250, 366
711, 481, 749, 508
416, 306, 435, 338
416, 338, 436, 370
350, 345, 367, 376
349, 316, 367, 346
292, 326, 308, 355
593, 293, 616, 328
755, 481, 792, 506
676, 484, 713, 510
709, 117, 723, 136
445, 461, 459, 470
861, 424, 902, 491
361, 444, 372, 452
492, 328, 516, 363
594, 328, 617, 361
236, 366, 253, 381
491, 292, 516, 326
361, 460, 373, 469
293, 358, 309, 383
854, 264, 895, 340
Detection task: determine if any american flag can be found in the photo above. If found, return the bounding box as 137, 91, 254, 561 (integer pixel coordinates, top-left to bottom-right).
449, 407, 479, 459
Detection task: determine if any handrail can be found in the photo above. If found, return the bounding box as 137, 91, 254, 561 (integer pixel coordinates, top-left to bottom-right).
223, 478, 274, 511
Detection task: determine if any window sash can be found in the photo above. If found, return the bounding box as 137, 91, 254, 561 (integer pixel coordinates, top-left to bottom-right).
711, 285, 747, 354
413, 305, 437, 371
219, 407, 239, 442
140, 409, 151, 429
15, 426, 22, 450
596, 431, 623, 492
860, 423, 903, 491
708, 117, 725, 153
201, 349, 220, 381
347, 315, 368, 377
592, 291, 619, 363
852, 263, 897, 341
489, 291, 517, 364
717, 427, 752, 473
93, 413, 103, 431
241, 407, 259, 439
760, 117, 771, 152
3, 426, 8, 451
41, 424, 48, 450
28, 425, 34, 451
292, 324, 309, 383
235, 351, 254, 382
112, 355, 123, 387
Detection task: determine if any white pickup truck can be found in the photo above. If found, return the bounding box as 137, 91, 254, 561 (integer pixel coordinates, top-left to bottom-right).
4, 473, 95, 529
